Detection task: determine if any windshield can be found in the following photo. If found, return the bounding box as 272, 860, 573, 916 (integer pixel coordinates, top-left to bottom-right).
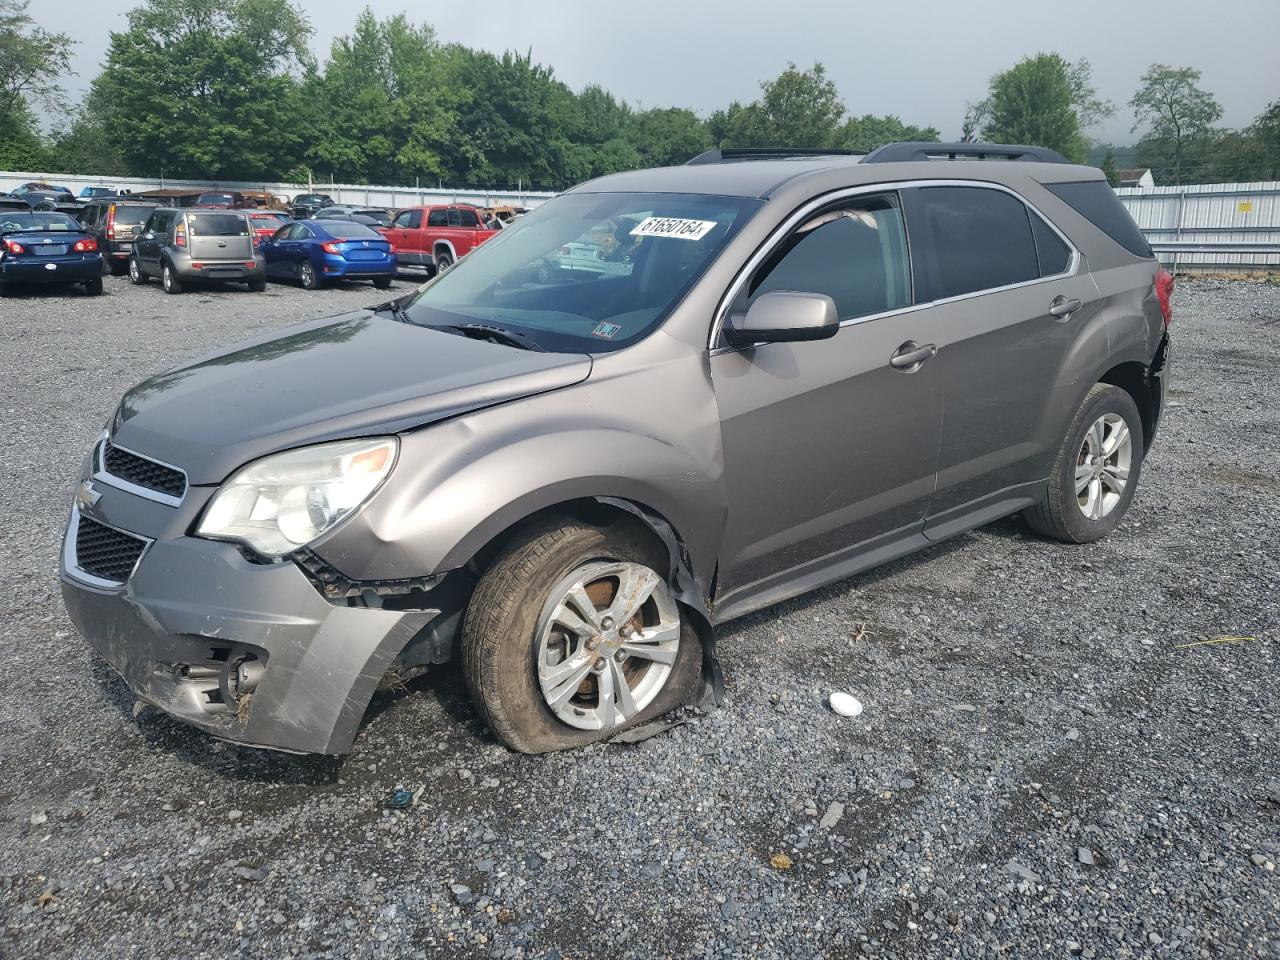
401, 192, 760, 352
198, 194, 234, 205
0, 212, 79, 232
356, 209, 391, 224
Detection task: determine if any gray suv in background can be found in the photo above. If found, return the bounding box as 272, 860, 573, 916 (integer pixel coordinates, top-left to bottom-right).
62, 142, 1172, 755
129, 207, 266, 293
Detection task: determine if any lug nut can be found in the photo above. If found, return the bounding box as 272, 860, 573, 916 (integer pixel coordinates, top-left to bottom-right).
600, 616, 614, 630
593, 657, 606, 672
614, 651, 627, 663
585, 636, 600, 651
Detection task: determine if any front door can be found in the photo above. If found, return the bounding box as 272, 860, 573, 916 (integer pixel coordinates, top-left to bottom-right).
711, 191, 943, 605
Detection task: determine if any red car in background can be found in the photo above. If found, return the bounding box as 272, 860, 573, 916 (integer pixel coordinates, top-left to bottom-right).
248, 211, 293, 247
380, 204, 495, 274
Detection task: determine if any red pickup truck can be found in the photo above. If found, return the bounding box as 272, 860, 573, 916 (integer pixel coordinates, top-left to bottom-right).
381, 204, 496, 274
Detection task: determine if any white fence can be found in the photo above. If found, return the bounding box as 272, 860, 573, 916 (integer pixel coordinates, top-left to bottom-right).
1115, 181, 1280, 274
0, 170, 557, 212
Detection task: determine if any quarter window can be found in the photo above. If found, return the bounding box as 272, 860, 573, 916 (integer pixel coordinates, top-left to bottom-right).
747, 194, 912, 322
911, 186, 1039, 300
447, 208, 462, 227
456, 207, 481, 228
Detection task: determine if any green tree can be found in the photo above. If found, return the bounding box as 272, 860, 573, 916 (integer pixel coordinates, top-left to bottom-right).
626, 107, 709, 167
0, 0, 72, 140
841, 114, 939, 153
306, 10, 461, 184
1244, 99, 1280, 180
981, 53, 1086, 161
1129, 64, 1222, 185
1101, 146, 1119, 186
92, 0, 312, 180
721, 62, 846, 148
49, 90, 128, 175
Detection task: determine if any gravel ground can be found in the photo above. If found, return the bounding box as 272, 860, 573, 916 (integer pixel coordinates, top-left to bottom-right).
0, 275, 1277, 960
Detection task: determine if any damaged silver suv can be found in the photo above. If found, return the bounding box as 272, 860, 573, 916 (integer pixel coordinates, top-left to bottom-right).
61, 142, 1173, 754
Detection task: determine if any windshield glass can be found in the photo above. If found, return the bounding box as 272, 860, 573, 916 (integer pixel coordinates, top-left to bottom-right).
198, 194, 234, 205
402, 192, 760, 352
356, 209, 391, 224
0, 212, 79, 232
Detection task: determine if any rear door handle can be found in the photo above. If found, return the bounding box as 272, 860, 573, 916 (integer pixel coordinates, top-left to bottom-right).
1049, 296, 1082, 318
890, 341, 937, 370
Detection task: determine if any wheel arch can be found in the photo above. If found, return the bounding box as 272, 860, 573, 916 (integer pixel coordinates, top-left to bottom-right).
1098, 359, 1157, 451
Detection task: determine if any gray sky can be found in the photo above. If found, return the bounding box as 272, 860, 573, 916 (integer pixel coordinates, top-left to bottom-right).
49, 0, 1280, 144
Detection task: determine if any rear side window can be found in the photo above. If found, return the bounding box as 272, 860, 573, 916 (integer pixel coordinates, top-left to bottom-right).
911, 186, 1039, 300
188, 213, 248, 237
1030, 214, 1071, 276
1045, 180, 1152, 258
427, 208, 448, 227
447, 208, 462, 227
456, 207, 481, 227
748, 193, 912, 321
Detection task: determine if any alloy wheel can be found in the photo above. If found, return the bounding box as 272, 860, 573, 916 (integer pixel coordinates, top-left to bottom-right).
534, 560, 680, 731
1075, 412, 1132, 520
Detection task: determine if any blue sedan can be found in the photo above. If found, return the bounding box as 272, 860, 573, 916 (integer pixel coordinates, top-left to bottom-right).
260, 219, 397, 290
0, 211, 104, 295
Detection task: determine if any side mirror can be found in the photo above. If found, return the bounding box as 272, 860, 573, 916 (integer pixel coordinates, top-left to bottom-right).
130, 224, 142, 235
727, 291, 840, 346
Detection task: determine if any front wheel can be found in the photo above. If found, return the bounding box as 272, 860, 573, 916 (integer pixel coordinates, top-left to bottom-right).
1024, 383, 1144, 543
462, 519, 702, 753
161, 262, 183, 294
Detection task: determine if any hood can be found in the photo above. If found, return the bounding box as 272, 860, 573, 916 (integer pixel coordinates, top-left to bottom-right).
113, 311, 592, 484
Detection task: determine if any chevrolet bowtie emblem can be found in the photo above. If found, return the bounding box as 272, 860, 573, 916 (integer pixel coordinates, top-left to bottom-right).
75, 480, 102, 510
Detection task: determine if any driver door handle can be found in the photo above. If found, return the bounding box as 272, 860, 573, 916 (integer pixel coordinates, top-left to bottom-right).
890, 341, 937, 370
1049, 296, 1082, 318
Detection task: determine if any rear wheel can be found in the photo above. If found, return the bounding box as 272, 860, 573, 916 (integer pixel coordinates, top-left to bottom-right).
161, 261, 183, 295
247, 276, 266, 292
108, 259, 128, 277
1025, 383, 1144, 543
434, 249, 454, 273
83, 277, 104, 296
372, 276, 392, 290
128, 255, 147, 285
462, 519, 701, 753
298, 260, 319, 290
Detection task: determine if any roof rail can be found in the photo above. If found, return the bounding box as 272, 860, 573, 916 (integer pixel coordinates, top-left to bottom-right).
687, 147, 859, 165
860, 142, 1071, 164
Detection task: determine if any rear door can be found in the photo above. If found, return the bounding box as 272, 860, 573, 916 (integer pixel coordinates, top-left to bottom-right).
901, 183, 1101, 535
136, 210, 170, 274
186, 211, 253, 263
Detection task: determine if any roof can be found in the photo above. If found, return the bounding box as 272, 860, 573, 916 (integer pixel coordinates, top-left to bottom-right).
572, 153, 1102, 200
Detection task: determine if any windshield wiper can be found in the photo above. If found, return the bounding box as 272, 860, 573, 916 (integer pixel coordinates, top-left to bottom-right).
371, 299, 412, 324
443, 323, 546, 352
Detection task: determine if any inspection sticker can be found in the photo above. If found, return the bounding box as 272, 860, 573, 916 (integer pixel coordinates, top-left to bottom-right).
630, 217, 718, 241
591, 321, 623, 339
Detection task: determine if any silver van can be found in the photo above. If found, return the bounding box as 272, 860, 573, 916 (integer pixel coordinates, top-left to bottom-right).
129, 207, 266, 293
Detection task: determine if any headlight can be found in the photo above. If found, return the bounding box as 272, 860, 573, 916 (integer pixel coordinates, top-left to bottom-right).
196, 437, 397, 557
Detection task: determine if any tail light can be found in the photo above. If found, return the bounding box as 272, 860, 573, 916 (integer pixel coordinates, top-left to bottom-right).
387, 242, 396, 253
1155, 267, 1174, 328
4, 239, 25, 254
175, 222, 187, 248
105, 204, 116, 240
74, 237, 98, 253
321, 241, 341, 254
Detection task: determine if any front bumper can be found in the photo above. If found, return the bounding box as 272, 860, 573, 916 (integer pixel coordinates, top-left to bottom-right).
0, 255, 102, 283
60, 473, 441, 754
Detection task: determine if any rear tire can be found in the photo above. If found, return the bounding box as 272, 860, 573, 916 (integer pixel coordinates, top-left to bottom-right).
299, 260, 319, 290
128, 255, 146, 285
1024, 383, 1144, 543
247, 276, 266, 292
462, 518, 702, 754
108, 260, 128, 277
84, 277, 104, 296
161, 261, 183, 295
372, 276, 392, 290
434, 250, 454, 273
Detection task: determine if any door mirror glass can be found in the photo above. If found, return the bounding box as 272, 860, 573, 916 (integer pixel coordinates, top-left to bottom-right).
728, 291, 839, 345
130, 224, 142, 235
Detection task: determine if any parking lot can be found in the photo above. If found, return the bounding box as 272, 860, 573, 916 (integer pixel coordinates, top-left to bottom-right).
1, 274, 1277, 959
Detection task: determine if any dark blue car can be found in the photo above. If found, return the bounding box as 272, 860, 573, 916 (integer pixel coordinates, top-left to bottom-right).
260, 219, 396, 290
0, 211, 104, 295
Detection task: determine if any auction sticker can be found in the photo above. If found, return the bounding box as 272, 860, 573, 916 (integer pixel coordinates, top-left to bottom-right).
630, 217, 717, 241
591, 321, 622, 339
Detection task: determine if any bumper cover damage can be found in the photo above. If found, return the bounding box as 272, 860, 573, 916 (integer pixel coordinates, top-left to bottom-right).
62, 530, 442, 754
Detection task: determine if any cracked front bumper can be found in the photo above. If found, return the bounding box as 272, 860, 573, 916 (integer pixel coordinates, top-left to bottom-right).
60, 478, 440, 754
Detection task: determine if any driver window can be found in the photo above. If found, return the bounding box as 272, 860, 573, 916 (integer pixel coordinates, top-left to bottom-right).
747, 193, 912, 322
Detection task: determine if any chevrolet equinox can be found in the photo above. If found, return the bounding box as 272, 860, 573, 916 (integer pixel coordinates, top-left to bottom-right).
61, 142, 1173, 754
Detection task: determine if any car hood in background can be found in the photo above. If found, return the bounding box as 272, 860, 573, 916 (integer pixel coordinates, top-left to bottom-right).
113, 311, 593, 484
